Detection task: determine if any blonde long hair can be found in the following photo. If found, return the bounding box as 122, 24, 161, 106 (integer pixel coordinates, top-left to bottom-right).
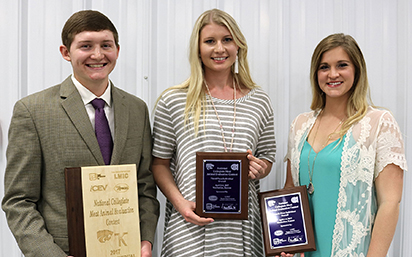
156, 9, 256, 135
310, 33, 374, 138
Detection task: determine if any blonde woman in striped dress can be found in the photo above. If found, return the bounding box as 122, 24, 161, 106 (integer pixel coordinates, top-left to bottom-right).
152, 9, 276, 257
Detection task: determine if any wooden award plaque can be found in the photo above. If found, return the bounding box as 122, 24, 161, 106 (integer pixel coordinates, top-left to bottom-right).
259, 186, 316, 256
195, 152, 249, 220
65, 164, 141, 257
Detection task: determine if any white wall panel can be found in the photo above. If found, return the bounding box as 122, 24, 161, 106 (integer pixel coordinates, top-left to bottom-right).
398, 0, 412, 255
0, 0, 410, 256
0, 0, 24, 256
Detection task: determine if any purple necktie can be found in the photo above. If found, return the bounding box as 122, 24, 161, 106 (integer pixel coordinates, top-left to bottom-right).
91, 98, 113, 165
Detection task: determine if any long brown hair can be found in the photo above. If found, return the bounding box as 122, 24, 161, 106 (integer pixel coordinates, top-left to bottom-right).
310, 33, 373, 137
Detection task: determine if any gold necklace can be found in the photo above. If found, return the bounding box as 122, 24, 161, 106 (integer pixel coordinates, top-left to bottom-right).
204, 80, 237, 152
307, 111, 345, 194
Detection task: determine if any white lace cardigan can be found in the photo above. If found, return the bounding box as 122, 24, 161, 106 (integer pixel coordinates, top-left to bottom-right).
285, 106, 407, 257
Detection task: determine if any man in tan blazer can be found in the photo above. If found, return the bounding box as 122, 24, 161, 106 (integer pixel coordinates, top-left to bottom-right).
2, 10, 159, 257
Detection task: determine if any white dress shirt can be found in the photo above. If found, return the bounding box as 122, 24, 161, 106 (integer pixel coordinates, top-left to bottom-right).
71, 75, 115, 139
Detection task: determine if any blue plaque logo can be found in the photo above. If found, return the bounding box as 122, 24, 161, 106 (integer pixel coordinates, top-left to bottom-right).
231, 163, 239, 170
288, 235, 304, 243
209, 195, 218, 201
275, 230, 283, 236
206, 163, 215, 170
268, 200, 276, 207
273, 238, 286, 246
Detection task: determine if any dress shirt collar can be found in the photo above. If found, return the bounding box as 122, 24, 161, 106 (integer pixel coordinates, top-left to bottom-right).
71, 75, 112, 107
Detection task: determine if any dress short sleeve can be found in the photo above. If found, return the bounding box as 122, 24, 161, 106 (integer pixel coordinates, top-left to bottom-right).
152, 95, 176, 159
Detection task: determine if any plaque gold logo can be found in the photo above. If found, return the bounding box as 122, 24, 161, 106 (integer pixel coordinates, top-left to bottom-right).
89, 173, 106, 181
90, 184, 108, 192
114, 183, 129, 193
96, 230, 129, 246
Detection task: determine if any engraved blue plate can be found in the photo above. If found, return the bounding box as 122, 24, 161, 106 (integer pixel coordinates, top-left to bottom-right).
264, 192, 308, 249
202, 160, 242, 214
259, 186, 316, 256
196, 152, 249, 220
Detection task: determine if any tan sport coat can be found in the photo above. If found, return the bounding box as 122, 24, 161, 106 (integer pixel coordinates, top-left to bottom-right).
2, 76, 159, 257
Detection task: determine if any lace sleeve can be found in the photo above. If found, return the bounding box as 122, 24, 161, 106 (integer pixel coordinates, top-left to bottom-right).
374, 112, 408, 179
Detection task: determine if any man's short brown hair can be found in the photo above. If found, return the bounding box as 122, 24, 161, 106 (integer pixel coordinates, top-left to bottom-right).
61, 10, 119, 50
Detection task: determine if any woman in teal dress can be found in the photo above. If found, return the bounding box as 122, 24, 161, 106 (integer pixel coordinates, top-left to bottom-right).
279, 33, 407, 257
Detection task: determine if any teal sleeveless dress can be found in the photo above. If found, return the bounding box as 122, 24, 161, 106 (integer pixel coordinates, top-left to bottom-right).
299, 136, 345, 257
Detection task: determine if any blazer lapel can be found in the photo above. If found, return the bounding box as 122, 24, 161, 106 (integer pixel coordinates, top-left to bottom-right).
110, 85, 128, 165
59, 77, 105, 165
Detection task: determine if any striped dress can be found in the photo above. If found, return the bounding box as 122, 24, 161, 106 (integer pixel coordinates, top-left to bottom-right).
152, 87, 276, 257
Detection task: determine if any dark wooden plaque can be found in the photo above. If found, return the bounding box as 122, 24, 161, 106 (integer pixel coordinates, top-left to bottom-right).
65, 167, 86, 257
259, 186, 316, 256
195, 152, 249, 220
